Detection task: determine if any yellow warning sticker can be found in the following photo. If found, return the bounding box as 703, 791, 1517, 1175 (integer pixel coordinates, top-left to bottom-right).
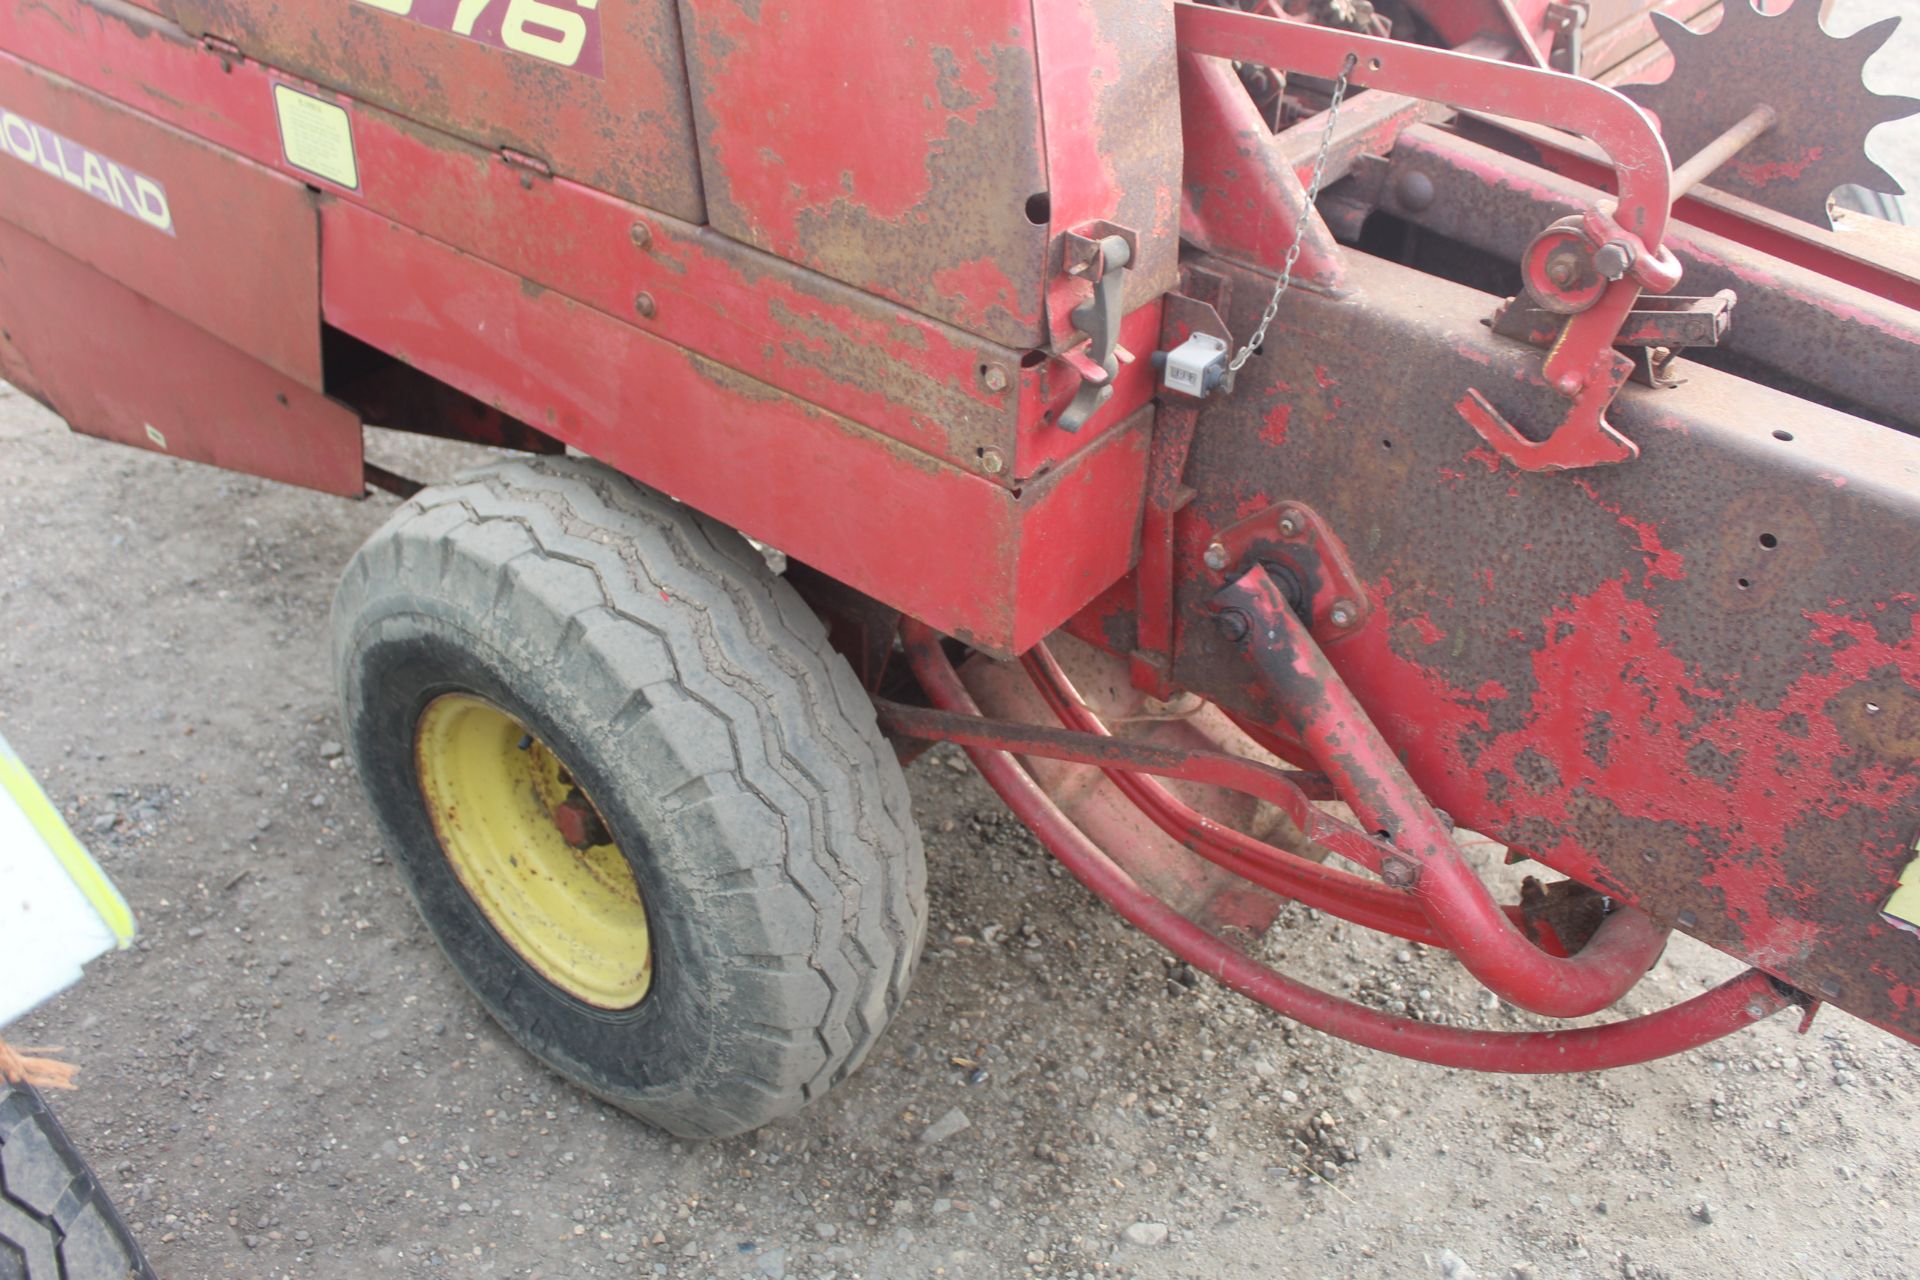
272, 84, 358, 190
1886, 835, 1920, 935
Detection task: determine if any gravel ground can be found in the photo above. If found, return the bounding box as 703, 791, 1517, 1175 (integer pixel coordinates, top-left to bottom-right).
5, 15, 1920, 1274
6, 381, 1920, 1280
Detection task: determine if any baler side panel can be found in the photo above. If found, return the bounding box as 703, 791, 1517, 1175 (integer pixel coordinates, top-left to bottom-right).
162, 0, 705, 221
0, 51, 324, 389
318, 200, 1150, 654
0, 220, 363, 495
6, 0, 1166, 478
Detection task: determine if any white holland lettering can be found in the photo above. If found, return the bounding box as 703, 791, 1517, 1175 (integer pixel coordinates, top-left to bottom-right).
0, 112, 35, 165
29, 124, 63, 177
131, 175, 172, 232
80, 151, 112, 203
0, 103, 175, 236
107, 163, 141, 215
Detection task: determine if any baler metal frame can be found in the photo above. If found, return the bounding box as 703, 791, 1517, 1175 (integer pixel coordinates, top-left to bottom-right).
4, 0, 1918, 1092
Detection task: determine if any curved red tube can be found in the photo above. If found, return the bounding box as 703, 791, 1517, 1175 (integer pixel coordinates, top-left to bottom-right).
901, 620, 1794, 1072
1216, 567, 1671, 1017
1015, 644, 1446, 946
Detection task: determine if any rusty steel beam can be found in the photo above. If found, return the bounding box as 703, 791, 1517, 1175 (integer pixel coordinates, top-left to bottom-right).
1067, 246, 1920, 1046
1187, 251, 1920, 1040
1376, 124, 1920, 435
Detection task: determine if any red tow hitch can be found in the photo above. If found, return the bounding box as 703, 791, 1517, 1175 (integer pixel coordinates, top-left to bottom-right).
880, 611, 1804, 1073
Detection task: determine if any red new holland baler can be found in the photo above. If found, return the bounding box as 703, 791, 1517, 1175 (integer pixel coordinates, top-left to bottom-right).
3, 0, 1918, 1137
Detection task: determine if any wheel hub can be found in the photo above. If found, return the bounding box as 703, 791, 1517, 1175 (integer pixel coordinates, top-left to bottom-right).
413, 694, 652, 1009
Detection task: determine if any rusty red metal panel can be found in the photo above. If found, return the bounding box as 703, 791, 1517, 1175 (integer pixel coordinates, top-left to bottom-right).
1135, 248, 1920, 1045
1010, 405, 1151, 655
678, 0, 1049, 348
6, 0, 1171, 485
1581, 0, 1717, 79
1030, 0, 1183, 344
0, 51, 322, 388
160, 0, 703, 220
317, 199, 1149, 655
0, 219, 362, 494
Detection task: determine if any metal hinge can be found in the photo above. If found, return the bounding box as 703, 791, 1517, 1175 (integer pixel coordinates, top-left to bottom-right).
200, 33, 244, 65
499, 148, 554, 185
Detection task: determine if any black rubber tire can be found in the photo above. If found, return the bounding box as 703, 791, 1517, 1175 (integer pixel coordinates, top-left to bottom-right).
0, 1080, 155, 1279
331, 456, 926, 1138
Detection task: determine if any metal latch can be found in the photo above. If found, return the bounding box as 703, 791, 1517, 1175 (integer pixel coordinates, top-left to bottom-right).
1057, 228, 1134, 433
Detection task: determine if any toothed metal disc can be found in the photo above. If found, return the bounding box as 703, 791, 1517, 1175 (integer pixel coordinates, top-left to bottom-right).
1621, 1, 1920, 228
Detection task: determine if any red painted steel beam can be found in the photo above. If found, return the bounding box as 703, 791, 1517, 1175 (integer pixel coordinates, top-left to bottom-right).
1144, 247, 1920, 1046
1176, 50, 1346, 290
899, 619, 1799, 1072
1465, 114, 1920, 314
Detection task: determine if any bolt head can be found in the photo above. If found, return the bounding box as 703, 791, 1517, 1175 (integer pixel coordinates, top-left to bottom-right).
1216, 610, 1250, 642
1392, 168, 1435, 213
1203, 542, 1230, 571
979, 447, 1006, 475
1276, 511, 1302, 538
633, 291, 656, 319
1593, 240, 1635, 281
1328, 599, 1358, 628
1545, 256, 1577, 287
982, 365, 1010, 393
629, 221, 653, 250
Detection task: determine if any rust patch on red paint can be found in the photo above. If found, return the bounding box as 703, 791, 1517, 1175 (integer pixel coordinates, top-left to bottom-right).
682, 3, 1049, 346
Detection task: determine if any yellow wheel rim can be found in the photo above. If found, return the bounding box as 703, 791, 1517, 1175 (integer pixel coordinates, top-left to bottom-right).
413, 694, 652, 1009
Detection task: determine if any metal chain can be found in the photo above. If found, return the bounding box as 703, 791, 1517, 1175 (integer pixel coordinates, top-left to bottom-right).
1226, 53, 1359, 374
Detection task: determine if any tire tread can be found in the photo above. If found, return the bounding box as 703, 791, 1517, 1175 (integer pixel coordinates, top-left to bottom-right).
335, 457, 925, 1134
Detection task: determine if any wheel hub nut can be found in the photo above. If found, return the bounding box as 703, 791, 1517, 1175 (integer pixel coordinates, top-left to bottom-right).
553, 790, 612, 850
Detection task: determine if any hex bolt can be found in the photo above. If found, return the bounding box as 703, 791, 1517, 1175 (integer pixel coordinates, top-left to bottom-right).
981, 364, 1010, 394
1593, 240, 1636, 281
1328, 598, 1359, 628
633, 291, 656, 319
1203, 541, 1231, 572
979, 447, 1006, 475
1216, 609, 1250, 643
1276, 510, 1302, 538
629, 221, 653, 250
1380, 855, 1419, 888
1545, 256, 1577, 288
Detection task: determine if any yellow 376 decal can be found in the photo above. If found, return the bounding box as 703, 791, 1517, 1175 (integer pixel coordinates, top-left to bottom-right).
353, 0, 604, 77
